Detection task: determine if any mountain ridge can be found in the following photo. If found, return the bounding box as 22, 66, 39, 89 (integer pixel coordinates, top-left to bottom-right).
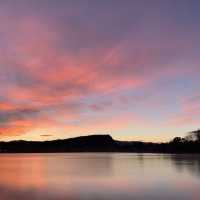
0, 134, 199, 153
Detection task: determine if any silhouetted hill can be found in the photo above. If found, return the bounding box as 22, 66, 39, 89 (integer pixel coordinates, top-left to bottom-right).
0, 135, 117, 153
0, 134, 199, 153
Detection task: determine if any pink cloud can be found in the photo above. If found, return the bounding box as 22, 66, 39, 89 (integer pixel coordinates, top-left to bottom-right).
167, 94, 200, 127
0, 1, 199, 140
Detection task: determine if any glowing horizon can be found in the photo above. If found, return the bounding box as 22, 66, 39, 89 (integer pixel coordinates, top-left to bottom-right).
0, 0, 200, 142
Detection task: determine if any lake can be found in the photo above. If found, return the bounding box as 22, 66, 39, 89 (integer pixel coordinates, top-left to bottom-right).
0, 153, 199, 200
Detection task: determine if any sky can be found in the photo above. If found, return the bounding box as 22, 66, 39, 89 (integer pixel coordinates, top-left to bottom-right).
0, 0, 200, 142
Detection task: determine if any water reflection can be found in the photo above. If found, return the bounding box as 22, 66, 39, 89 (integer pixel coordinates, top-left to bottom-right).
0, 153, 199, 200
170, 154, 200, 177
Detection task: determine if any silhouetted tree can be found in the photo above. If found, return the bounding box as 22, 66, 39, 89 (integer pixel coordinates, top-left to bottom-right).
171, 137, 182, 143
170, 137, 186, 144
186, 129, 200, 142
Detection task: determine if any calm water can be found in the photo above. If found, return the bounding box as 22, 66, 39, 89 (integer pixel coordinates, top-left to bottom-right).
0, 153, 199, 200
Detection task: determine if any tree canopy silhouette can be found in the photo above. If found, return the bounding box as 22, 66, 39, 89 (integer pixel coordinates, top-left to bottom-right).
186, 129, 200, 142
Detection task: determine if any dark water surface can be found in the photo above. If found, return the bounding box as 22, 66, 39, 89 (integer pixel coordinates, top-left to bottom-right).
0, 153, 199, 200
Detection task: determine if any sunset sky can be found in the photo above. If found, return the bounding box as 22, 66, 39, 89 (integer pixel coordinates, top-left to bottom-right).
0, 0, 200, 142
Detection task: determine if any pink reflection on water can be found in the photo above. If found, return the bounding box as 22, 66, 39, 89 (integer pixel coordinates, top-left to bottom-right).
0, 153, 199, 200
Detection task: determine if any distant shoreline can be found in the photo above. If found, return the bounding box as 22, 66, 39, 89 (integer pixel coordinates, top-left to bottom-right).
0, 134, 199, 153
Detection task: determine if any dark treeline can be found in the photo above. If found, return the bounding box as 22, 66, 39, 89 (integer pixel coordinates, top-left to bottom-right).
116, 129, 200, 153
0, 130, 199, 153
